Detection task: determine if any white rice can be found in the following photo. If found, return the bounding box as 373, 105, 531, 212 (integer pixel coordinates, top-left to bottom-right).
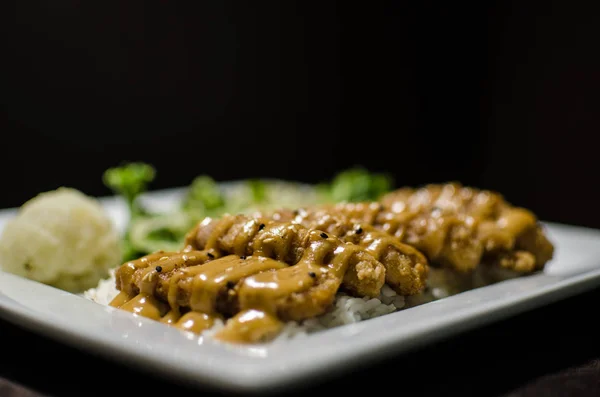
83, 268, 120, 303
84, 269, 406, 341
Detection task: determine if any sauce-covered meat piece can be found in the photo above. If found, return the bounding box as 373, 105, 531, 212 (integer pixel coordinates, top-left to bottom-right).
282, 183, 553, 273
183, 214, 386, 297
110, 216, 388, 343
380, 183, 553, 272
249, 209, 429, 296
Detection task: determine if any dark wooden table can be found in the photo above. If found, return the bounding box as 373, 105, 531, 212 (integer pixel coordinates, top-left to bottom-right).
1, 286, 599, 397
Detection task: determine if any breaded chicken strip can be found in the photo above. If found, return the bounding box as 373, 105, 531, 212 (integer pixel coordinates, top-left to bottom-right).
115, 216, 386, 312
111, 220, 387, 342
250, 208, 429, 296
271, 183, 553, 273
378, 183, 554, 272
182, 214, 386, 298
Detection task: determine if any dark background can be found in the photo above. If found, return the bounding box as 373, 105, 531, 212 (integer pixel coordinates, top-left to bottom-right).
1, 1, 599, 227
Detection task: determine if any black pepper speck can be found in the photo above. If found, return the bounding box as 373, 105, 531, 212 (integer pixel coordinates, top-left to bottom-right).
308, 272, 316, 278
155, 266, 163, 272
320, 232, 328, 239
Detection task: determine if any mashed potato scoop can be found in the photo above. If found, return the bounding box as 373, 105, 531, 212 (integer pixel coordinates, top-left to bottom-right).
0, 187, 122, 292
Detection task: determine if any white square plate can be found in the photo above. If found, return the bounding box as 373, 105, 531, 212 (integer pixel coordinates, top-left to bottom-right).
1, 188, 600, 393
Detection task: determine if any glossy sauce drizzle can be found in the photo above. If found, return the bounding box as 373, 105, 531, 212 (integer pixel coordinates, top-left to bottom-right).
286, 183, 545, 272
110, 219, 386, 344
